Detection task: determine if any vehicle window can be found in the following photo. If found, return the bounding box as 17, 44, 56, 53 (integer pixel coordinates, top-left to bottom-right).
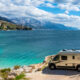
53, 55, 59, 61
72, 56, 75, 59
61, 56, 67, 60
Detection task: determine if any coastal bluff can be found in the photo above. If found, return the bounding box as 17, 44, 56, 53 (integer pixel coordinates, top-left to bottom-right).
0, 55, 54, 80
0, 55, 80, 80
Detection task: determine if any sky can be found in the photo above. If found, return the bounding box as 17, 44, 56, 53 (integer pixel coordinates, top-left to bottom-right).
0, 0, 80, 29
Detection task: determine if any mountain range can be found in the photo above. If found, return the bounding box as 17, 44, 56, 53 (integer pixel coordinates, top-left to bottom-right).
0, 16, 77, 30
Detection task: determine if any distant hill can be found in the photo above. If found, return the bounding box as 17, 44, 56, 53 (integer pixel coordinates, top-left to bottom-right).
42, 21, 77, 30
0, 17, 32, 31
0, 16, 13, 23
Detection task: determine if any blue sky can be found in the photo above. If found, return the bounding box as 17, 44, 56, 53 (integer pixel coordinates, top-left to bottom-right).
0, 0, 80, 29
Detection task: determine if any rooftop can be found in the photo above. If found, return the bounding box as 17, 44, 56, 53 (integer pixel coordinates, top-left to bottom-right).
59, 49, 80, 53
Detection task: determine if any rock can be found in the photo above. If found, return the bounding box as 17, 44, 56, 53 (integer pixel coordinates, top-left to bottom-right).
7, 75, 15, 80
28, 65, 35, 69
35, 68, 41, 72
44, 55, 55, 63
22, 66, 33, 73
9, 72, 17, 76
0, 77, 3, 80
11, 68, 24, 75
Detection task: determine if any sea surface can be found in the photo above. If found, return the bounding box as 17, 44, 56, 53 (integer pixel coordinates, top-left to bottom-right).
0, 30, 80, 68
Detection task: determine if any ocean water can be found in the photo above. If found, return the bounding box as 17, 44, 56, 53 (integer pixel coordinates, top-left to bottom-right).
0, 30, 80, 68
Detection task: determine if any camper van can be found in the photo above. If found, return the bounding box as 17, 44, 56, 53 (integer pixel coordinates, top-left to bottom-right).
48, 49, 80, 71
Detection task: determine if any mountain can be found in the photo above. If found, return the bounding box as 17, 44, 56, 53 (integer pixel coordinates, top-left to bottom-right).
10, 17, 77, 30
11, 17, 43, 29
42, 21, 77, 30
0, 16, 13, 23
0, 16, 32, 30
0, 16, 77, 30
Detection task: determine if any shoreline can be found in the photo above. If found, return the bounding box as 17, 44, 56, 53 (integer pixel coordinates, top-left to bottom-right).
0, 55, 80, 80
0, 55, 53, 69
0, 55, 53, 80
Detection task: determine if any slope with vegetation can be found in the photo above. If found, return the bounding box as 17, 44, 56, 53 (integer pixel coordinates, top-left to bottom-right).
0, 20, 32, 31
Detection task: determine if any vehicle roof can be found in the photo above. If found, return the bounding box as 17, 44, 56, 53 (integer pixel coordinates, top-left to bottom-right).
58, 49, 80, 55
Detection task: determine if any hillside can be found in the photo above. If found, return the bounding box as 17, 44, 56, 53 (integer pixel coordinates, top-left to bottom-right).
43, 21, 77, 30
0, 16, 13, 23
0, 20, 32, 31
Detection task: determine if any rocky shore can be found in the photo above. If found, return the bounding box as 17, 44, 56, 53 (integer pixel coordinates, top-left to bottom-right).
0, 55, 53, 80
0, 55, 80, 80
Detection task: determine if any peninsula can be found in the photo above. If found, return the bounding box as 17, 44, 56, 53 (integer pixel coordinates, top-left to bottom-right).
0, 20, 32, 31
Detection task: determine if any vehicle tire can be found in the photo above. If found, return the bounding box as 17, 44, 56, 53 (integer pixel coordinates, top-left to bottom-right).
77, 65, 80, 72
49, 63, 56, 70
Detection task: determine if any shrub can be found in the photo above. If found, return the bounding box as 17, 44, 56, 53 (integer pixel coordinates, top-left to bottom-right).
14, 65, 20, 70
14, 73, 30, 80
0, 68, 11, 80
0, 68, 11, 73
1, 72, 8, 80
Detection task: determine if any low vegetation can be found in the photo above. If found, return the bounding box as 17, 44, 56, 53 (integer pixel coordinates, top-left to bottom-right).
0, 68, 30, 80
14, 73, 30, 80
0, 68, 11, 80
14, 65, 20, 70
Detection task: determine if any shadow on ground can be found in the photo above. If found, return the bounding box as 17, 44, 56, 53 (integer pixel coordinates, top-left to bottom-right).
42, 67, 80, 76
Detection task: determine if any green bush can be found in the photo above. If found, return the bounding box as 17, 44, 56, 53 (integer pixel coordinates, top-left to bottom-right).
0, 68, 11, 80
0, 68, 11, 73
1, 72, 8, 80
14, 73, 30, 80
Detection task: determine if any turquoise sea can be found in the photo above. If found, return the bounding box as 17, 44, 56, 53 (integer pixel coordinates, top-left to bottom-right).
0, 30, 80, 68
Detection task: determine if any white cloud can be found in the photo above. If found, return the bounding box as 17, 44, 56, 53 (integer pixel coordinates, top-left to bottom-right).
53, 0, 80, 12
58, 4, 80, 11
54, 14, 80, 29
46, 3, 54, 8
0, 0, 80, 29
65, 11, 69, 14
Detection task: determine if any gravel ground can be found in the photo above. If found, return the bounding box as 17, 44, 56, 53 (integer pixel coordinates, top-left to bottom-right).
26, 68, 80, 80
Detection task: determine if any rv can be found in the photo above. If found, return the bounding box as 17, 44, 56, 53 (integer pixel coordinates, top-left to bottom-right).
48, 49, 80, 71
